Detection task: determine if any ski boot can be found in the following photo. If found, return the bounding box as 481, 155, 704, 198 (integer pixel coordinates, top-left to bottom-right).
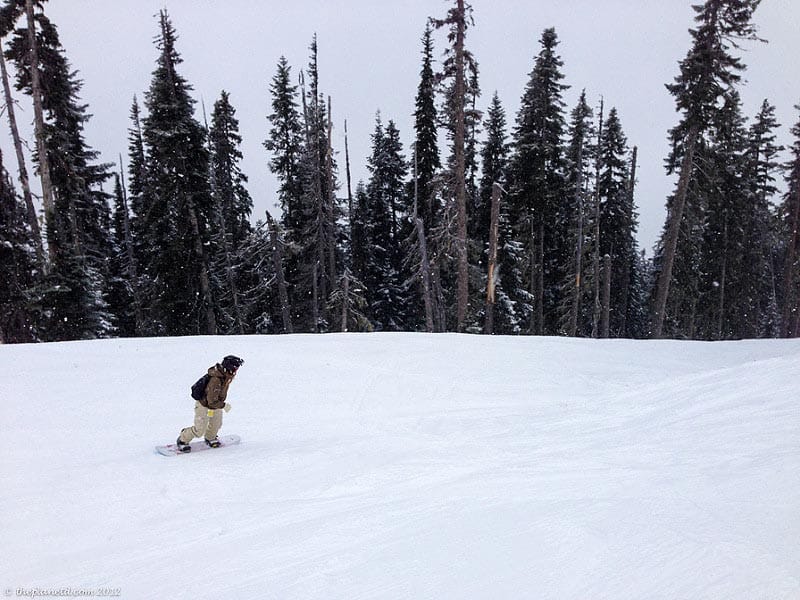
176, 437, 191, 453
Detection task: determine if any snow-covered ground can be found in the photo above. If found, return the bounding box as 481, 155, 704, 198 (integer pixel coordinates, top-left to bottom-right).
2, 333, 798, 599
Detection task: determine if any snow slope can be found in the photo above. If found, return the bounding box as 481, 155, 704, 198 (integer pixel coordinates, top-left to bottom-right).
2, 333, 799, 599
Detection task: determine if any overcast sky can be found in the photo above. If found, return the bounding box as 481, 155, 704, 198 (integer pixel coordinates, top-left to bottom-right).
3, 0, 799, 253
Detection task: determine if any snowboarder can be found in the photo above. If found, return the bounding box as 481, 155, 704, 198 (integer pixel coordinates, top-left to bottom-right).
177, 355, 244, 452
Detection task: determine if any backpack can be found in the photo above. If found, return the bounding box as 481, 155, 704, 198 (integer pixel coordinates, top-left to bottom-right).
190, 373, 210, 401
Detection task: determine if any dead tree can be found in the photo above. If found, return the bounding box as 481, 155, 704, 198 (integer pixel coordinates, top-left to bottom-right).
652, 127, 700, 337
484, 182, 502, 334
0, 42, 44, 270
24, 0, 55, 258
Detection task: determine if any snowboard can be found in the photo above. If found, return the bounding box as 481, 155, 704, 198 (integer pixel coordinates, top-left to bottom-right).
155, 434, 241, 456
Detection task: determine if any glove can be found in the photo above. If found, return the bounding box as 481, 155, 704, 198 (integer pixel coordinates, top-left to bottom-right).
223, 403, 232, 413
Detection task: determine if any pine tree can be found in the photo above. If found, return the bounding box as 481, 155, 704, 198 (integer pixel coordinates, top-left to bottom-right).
477, 92, 529, 334
652, 0, 763, 337
476, 93, 507, 254
363, 115, 410, 330
140, 10, 216, 335
350, 180, 371, 299
287, 36, 343, 332
6, 3, 114, 340
126, 96, 149, 249
741, 99, 782, 337
265, 56, 304, 231
412, 24, 442, 234
0, 26, 44, 270
597, 107, 637, 337
125, 95, 160, 334
697, 92, 750, 339
0, 149, 38, 342
105, 172, 138, 337
559, 91, 595, 336
780, 102, 800, 337
508, 27, 569, 335
207, 90, 253, 334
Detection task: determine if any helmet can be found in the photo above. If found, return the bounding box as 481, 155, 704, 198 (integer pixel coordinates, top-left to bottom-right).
221, 355, 244, 373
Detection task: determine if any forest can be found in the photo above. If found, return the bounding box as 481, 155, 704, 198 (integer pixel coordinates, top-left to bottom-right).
0, 0, 798, 343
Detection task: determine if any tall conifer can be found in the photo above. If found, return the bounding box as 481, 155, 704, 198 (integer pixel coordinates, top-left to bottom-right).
652, 0, 762, 337
509, 27, 569, 335
140, 10, 216, 335
780, 103, 800, 337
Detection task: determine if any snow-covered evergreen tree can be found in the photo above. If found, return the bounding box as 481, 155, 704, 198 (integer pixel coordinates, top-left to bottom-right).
475, 92, 529, 334
412, 24, 442, 234
508, 27, 569, 335
741, 99, 782, 337
779, 102, 800, 337
6, 3, 114, 340
597, 107, 638, 338
265, 56, 304, 232
558, 91, 595, 336
207, 90, 253, 334
287, 36, 343, 332
139, 10, 217, 336
0, 151, 38, 343
363, 115, 411, 330
652, 0, 762, 337
104, 173, 138, 337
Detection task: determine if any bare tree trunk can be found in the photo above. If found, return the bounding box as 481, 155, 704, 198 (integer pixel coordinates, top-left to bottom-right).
528, 219, 543, 335
24, 0, 55, 259
592, 98, 604, 338
717, 214, 728, 340
311, 261, 320, 332
432, 258, 447, 332
0, 43, 45, 270
781, 183, 800, 337
344, 119, 353, 222
267, 213, 293, 334
299, 71, 324, 329
340, 270, 349, 332
569, 140, 585, 337
185, 196, 217, 334
411, 146, 435, 333
416, 218, 435, 333
601, 253, 611, 338
453, 0, 469, 332
619, 146, 637, 337
653, 125, 700, 338
218, 209, 246, 334
483, 183, 502, 334
536, 223, 544, 335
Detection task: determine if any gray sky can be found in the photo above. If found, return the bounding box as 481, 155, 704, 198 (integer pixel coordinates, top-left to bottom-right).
4, 0, 800, 253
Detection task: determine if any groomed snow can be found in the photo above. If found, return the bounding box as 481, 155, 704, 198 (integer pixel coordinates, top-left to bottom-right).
2, 333, 798, 599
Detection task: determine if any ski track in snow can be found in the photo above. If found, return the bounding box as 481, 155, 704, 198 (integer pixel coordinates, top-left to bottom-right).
1, 333, 799, 599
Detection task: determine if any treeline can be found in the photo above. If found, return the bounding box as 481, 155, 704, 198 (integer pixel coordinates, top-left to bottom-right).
0, 0, 798, 343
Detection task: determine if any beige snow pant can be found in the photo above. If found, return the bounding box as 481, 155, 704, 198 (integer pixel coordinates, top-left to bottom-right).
179, 401, 223, 443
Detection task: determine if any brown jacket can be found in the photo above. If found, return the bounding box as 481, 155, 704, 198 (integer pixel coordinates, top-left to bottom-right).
200, 364, 234, 410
